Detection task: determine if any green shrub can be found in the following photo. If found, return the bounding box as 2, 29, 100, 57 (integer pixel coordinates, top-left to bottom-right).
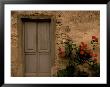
57, 65, 75, 77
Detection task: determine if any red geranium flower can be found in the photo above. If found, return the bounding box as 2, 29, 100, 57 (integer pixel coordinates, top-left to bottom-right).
58, 47, 65, 52
84, 44, 87, 48
93, 54, 98, 57
92, 36, 96, 40
80, 42, 87, 49
81, 42, 85, 46
89, 51, 93, 56
60, 51, 65, 58
58, 47, 65, 58
80, 46, 84, 50
93, 57, 97, 61
80, 51, 84, 55
92, 36, 98, 42
90, 53, 93, 57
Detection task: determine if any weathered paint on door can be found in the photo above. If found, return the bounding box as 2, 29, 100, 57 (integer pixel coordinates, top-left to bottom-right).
24, 21, 51, 77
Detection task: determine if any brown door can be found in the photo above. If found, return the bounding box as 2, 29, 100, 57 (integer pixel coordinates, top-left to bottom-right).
23, 20, 51, 77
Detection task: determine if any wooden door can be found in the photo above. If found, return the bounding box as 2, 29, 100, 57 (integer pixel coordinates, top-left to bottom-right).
23, 20, 51, 77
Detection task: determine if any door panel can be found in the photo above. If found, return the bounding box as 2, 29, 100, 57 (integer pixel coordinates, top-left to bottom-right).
25, 54, 37, 73
38, 53, 50, 72
24, 22, 37, 52
38, 22, 50, 51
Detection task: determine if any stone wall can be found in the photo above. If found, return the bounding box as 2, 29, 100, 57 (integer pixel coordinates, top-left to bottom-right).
11, 11, 100, 76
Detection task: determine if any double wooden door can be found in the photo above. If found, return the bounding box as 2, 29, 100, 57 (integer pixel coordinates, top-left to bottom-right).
23, 20, 51, 77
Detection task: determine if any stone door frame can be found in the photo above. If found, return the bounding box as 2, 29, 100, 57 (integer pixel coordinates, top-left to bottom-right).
17, 15, 56, 76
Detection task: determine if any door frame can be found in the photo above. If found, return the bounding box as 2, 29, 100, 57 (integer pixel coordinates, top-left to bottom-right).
17, 15, 56, 76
